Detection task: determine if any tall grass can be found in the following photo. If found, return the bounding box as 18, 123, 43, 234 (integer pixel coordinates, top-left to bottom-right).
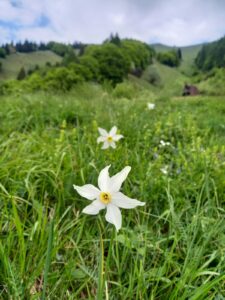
0, 83, 224, 299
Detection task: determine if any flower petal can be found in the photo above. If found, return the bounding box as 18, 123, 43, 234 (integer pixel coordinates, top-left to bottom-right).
105, 203, 122, 231
113, 134, 123, 141
110, 141, 116, 149
82, 200, 105, 215
98, 127, 108, 137
73, 184, 100, 200
97, 136, 106, 144
112, 192, 145, 208
109, 166, 131, 193
98, 165, 111, 191
109, 126, 117, 136
101, 141, 109, 149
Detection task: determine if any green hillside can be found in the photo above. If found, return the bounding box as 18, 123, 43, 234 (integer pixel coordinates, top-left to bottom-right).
0, 50, 62, 80
141, 60, 188, 97
151, 43, 203, 75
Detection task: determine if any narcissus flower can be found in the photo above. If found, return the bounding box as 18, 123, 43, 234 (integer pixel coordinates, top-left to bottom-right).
97, 126, 123, 149
159, 140, 171, 147
160, 165, 169, 175
147, 103, 155, 110
73, 165, 145, 231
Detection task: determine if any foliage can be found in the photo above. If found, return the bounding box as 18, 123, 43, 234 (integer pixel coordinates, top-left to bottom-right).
121, 39, 154, 75
0, 47, 6, 58
43, 67, 84, 91
197, 68, 225, 95
68, 63, 93, 81
61, 48, 78, 65
104, 32, 121, 46
79, 55, 100, 80
112, 81, 138, 99
146, 67, 162, 86
157, 50, 181, 67
85, 43, 130, 85
0, 84, 224, 298
17, 67, 26, 80
15, 40, 38, 52
46, 42, 73, 57
195, 36, 225, 71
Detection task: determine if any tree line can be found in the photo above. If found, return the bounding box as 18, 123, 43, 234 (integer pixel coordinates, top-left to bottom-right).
0, 40, 85, 58
195, 36, 225, 71
1, 34, 155, 93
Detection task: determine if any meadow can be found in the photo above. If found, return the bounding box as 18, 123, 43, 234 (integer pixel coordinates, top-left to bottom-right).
0, 80, 224, 299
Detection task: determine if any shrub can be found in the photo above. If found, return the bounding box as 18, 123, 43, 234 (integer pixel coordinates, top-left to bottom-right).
17, 67, 26, 80
112, 82, 137, 99
157, 51, 180, 67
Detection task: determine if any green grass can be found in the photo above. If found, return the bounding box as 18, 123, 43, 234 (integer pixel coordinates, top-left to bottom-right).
141, 60, 188, 97
0, 51, 62, 80
0, 82, 225, 299
151, 43, 203, 75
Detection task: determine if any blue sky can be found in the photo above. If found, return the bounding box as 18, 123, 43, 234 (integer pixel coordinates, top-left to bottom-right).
0, 0, 225, 46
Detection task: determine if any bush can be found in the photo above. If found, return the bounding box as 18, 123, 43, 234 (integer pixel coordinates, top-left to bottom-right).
0, 47, 6, 58
147, 68, 162, 86
17, 67, 26, 80
157, 51, 180, 67
112, 82, 137, 99
79, 55, 100, 81
43, 67, 84, 91
84, 43, 130, 85
68, 63, 93, 81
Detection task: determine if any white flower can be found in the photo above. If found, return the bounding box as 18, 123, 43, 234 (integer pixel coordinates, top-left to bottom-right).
147, 103, 155, 110
73, 165, 145, 231
160, 166, 169, 175
97, 126, 123, 149
159, 140, 171, 147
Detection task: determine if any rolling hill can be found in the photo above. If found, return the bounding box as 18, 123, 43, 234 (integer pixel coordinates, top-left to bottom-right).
151, 43, 203, 75
0, 50, 62, 80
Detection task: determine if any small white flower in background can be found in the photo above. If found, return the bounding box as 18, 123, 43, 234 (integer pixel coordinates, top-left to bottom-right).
160, 165, 169, 175
147, 103, 155, 110
73, 165, 145, 231
97, 126, 123, 149
159, 140, 171, 147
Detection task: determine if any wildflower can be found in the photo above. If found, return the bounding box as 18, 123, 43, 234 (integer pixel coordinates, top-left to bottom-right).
159, 140, 170, 147
160, 165, 169, 175
73, 165, 145, 231
97, 126, 123, 149
147, 103, 155, 110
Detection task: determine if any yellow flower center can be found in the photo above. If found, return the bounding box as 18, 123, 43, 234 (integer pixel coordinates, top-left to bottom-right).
107, 136, 113, 142
100, 192, 112, 204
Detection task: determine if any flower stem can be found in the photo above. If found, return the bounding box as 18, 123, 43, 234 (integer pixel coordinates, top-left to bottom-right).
97, 222, 104, 300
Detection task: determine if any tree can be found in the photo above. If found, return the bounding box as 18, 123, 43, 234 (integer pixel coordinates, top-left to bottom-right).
85, 43, 130, 85
17, 67, 26, 80
195, 36, 225, 70
177, 48, 182, 60
0, 47, 6, 58
157, 50, 180, 67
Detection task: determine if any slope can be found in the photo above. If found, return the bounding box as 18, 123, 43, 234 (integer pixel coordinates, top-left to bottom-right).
151, 43, 203, 75
0, 50, 62, 80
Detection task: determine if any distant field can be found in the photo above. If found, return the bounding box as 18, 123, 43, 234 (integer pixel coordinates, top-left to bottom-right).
151, 43, 203, 75
0, 50, 62, 80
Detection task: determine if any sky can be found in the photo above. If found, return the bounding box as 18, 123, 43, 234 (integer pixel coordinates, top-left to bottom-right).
0, 0, 225, 46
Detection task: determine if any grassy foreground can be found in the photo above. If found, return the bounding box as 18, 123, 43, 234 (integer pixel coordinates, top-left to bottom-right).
0, 83, 225, 299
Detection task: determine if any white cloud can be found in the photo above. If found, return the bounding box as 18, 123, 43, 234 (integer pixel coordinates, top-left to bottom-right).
0, 0, 224, 45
